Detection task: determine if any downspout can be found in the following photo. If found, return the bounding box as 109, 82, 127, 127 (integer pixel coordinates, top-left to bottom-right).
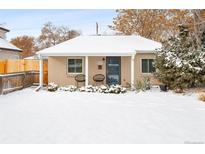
35, 54, 44, 91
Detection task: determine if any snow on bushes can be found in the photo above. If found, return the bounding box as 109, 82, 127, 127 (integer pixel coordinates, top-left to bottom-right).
108, 85, 126, 94
97, 85, 108, 93
47, 82, 58, 92
79, 85, 98, 92
58, 85, 77, 92
79, 85, 127, 94
47, 82, 127, 94
155, 25, 205, 91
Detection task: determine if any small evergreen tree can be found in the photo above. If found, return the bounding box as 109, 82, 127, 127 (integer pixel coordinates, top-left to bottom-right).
155, 25, 205, 90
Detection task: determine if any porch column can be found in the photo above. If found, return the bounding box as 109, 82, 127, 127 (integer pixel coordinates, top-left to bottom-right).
131, 54, 135, 90
39, 55, 44, 88
85, 56, 88, 86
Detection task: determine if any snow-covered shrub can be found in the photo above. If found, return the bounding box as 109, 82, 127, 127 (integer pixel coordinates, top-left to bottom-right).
155, 25, 205, 91
47, 82, 58, 92
97, 85, 126, 94
85, 85, 98, 92
98, 85, 109, 93
79, 86, 86, 92
79, 85, 98, 92
198, 93, 205, 102
108, 85, 127, 94
59, 85, 77, 92
79, 85, 127, 94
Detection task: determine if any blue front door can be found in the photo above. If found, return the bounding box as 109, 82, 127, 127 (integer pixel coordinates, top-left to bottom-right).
106, 57, 121, 85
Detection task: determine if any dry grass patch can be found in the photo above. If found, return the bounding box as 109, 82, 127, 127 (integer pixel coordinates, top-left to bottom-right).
198, 93, 205, 102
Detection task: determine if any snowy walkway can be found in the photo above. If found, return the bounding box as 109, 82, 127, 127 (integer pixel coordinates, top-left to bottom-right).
0, 88, 205, 143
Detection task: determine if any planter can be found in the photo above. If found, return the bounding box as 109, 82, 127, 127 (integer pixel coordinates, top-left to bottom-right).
159, 84, 168, 92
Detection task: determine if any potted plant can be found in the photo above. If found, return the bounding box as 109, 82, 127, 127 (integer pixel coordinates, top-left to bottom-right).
159, 84, 168, 92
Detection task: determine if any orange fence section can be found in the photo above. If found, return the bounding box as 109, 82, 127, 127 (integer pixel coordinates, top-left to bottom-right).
0, 60, 48, 84
0, 60, 6, 74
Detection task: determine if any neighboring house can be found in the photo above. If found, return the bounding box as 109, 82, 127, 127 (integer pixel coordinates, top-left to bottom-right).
37, 35, 161, 88
0, 26, 22, 59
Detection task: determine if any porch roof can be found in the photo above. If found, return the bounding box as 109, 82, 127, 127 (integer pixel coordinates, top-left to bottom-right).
37, 35, 162, 56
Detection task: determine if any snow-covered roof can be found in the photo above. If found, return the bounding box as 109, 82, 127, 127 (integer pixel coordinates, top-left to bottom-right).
37, 35, 162, 56
0, 38, 22, 52
24, 55, 38, 60
0, 26, 10, 32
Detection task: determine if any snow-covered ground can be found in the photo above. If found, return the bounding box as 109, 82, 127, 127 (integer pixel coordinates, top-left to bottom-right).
0, 87, 205, 144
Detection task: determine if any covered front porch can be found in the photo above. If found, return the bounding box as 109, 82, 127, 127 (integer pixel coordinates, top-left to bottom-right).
36, 35, 162, 90
38, 54, 135, 89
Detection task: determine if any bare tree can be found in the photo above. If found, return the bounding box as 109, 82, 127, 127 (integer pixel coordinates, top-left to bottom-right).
192, 10, 205, 49
36, 22, 80, 50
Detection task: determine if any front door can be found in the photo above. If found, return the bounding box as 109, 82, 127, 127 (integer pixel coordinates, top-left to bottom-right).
106, 57, 121, 85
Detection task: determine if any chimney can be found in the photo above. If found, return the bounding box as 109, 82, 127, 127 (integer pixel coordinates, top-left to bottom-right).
96, 22, 99, 36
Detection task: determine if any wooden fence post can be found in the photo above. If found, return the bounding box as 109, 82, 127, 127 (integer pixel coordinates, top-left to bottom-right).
0, 77, 3, 95
4, 60, 7, 74
0, 60, 6, 74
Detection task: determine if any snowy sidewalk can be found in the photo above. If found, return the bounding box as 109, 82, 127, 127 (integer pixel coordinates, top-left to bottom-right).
0, 88, 205, 143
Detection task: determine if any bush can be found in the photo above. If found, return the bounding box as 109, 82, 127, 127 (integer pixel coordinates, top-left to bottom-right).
154, 25, 205, 91
143, 77, 151, 90
174, 88, 184, 93
47, 83, 127, 94
79, 85, 98, 92
47, 82, 58, 92
108, 85, 126, 94
79, 85, 127, 94
59, 85, 77, 92
198, 93, 205, 102
135, 80, 143, 91
135, 77, 151, 91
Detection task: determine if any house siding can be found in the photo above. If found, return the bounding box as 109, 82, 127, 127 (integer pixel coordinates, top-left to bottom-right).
135, 53, 160, 85
0, 30, 6, 39
0, 50, 20, 59
48, 53, 160, 87
88, 56, 106, 85
121, 56, 131, 87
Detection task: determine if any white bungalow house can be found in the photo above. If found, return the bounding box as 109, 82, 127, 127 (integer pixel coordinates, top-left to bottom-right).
37, 35, 162, 89
0, 26, 22, 59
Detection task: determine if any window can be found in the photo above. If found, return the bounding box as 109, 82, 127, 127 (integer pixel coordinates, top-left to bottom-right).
68, 58, 83, 73
141, 59, 155, 73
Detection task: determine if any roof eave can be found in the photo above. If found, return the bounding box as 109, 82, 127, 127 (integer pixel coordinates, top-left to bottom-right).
0, 47, 22, 52
135, 50, 157, 53
38, 52, 136, 57
0, 27, 10, 32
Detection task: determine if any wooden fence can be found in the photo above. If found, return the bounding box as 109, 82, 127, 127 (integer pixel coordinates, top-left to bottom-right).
0, 60, 48, 94
0, 59, 48, 84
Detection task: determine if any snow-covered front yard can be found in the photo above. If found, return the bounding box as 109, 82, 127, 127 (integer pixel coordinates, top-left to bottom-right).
0, 88, 205, 144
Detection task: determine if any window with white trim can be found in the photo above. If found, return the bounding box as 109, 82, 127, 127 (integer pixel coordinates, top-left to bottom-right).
68, 58, 83, 73
141, 59, 155, 73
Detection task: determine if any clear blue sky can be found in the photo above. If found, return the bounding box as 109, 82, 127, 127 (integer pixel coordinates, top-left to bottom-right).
0, 9, 117, 40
